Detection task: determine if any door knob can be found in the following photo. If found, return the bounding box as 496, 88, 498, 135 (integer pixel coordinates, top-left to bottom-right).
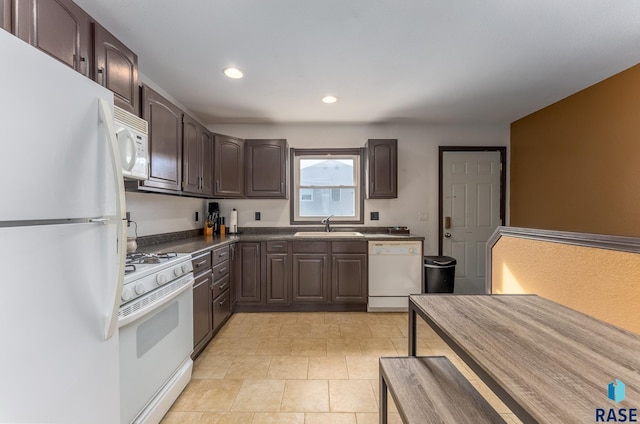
444, 232, 452, 238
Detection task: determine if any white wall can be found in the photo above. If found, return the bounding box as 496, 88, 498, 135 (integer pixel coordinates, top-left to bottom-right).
125, 192, 207, 237
210, 123, 509, 255
125, 123, 509, 254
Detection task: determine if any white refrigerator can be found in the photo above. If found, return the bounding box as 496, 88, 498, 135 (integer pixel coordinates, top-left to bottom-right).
0, 30, 126, 423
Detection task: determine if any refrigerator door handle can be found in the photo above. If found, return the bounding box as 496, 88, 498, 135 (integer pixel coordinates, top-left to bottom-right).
98, 98, 127, 340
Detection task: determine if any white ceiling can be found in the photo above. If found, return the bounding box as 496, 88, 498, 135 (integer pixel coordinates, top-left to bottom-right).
75, 0, 640, 126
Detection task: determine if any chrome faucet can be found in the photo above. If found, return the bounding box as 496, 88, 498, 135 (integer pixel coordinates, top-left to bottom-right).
321, 215, 334, 232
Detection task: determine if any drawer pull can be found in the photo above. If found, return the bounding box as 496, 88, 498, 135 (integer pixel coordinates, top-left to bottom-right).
219, 283, 227, 290
218, 267, 227, 274
218, 252, 227, 257
195, 259, 207, 267
273, 244, 284, 249
219, 298, 226, 306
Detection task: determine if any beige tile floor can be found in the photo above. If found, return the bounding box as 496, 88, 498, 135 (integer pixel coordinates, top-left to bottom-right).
161, 312, 522, 424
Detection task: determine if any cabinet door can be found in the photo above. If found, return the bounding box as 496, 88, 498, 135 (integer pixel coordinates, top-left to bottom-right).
292, 254, 329, 302
366, 139, 397, 199
93, 22, 139, 115
266, 253, 289, 304
140, 84, 182, 191
182, 114, 200, 194
14, 0, 91, 76
214, 134, 244, 198
331, 253, 368, 303
229, 243, 237, 307
237, 242, 261, 303
213, 290, 230, 332
1, 0, 10, 32
192, 271, 213, 357
200, 129, 214, 196
246, 139, 288, 198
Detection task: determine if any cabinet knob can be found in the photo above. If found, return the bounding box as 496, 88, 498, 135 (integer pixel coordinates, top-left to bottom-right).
97, 67, 104, 85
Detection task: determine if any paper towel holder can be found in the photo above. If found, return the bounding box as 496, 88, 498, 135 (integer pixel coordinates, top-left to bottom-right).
228, 208, 239, 234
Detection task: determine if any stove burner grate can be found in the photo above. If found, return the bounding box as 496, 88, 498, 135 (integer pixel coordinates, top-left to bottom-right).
126, 252, 178, 265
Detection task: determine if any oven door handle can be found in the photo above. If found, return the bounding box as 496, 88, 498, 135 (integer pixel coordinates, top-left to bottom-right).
118, 275, 194, 328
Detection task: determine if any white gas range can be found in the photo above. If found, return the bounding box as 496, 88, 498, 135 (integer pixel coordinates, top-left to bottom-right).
119, 252, 194, 424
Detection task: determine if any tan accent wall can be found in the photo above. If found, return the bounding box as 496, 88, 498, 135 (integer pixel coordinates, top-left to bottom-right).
492, 236, 640, 334
510, 64, 640, 237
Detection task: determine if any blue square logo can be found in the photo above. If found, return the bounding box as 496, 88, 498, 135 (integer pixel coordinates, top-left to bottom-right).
608, 379, 625, 404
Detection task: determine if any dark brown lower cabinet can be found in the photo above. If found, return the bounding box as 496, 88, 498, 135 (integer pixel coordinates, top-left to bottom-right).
234, 240, 367, 311
236, 242, 261, 303
331, 254, 368, 303
229, 244, 238, 308
266, 253, 289, 304
213, 289, 230, 331
192, 270, 213, 358
292, 254, 329, 302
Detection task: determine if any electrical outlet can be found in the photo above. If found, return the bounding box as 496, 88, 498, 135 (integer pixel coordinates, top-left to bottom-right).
370, 211, 379, 221
195, 211, 199, 222
255, 211, 261, 221
418, 211, 429, 221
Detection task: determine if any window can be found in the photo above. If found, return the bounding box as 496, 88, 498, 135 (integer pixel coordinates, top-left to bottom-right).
291, 148, 364, 224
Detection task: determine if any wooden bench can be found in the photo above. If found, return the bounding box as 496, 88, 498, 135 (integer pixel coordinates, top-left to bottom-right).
379, 356, 506, 424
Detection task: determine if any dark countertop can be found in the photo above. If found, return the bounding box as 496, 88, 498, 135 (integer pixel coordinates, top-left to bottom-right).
136, 231, 425, 256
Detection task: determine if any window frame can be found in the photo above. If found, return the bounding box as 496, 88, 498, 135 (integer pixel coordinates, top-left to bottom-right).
290, 148, 365, 225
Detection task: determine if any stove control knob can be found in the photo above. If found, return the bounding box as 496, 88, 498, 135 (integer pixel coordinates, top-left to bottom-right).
121, 287, 133, 302
135, 282, 146, 295
156, 273, 168, 285
182, 263, 192, 273
174, 266, 182, 277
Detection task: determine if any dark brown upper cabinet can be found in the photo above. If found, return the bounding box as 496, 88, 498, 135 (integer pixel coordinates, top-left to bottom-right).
1, 0, 10, 32
245, 139, 288, 198
139, 84, 182, 192
182, 114, 214, 196
13, 0, 91, 76
93, 22, 139, 115
366, 139, 398, 198
214, 134, 244, 198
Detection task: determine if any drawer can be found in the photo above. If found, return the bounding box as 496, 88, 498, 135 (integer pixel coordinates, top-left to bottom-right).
212, 274, 230, 299
213, 289, 230, 331
192, 251, 212, 274
332, 241, 367, 254
213, 245, 230, 265
212, 260, 230, 281
267, 240, 288, 253
292, 240, 329, 253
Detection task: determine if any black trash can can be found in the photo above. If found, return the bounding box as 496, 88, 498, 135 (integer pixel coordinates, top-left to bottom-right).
424, 256, 457, 293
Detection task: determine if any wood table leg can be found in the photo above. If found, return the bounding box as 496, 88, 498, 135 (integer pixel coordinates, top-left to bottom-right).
379, 363, 388, 424
408, 299, 417, 356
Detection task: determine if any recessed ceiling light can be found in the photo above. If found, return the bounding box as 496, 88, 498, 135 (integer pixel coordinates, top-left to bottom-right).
322, 95, 337, 104
223, 67, 243, 79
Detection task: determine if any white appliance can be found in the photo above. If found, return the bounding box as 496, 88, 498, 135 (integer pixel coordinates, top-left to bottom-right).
0, 31, 125, 423
368, 241, 423, 312
114, 105, 149, 180
119, 252, 194, 424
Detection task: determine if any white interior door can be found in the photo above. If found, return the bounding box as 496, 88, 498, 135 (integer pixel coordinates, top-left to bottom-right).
442, 151, 502, 294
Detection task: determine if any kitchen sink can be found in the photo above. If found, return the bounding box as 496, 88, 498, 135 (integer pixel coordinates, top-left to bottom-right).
294, 231, 364, 237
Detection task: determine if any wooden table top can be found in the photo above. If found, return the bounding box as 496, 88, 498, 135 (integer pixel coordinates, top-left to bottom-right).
409, 294, 640, 424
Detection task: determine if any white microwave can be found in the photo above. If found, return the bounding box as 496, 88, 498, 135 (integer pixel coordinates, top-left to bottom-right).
113, 105, 149, 180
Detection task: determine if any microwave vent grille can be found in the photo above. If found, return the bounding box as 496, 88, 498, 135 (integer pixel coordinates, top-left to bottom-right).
114, 105, 148, 135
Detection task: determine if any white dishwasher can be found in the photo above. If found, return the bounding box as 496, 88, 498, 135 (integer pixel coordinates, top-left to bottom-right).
368, 240, 423, 312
